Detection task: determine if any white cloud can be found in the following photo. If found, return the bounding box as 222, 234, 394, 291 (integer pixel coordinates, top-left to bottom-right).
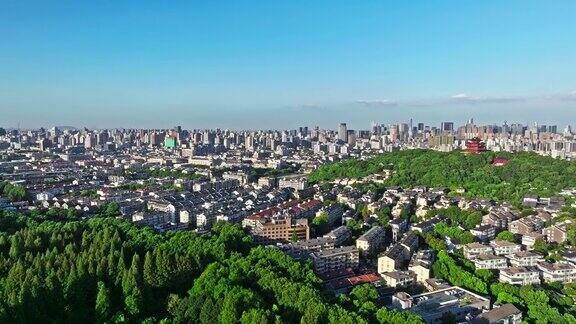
450, 93, 523, 104
559, 90, 576, 101
355, 99, 398, 107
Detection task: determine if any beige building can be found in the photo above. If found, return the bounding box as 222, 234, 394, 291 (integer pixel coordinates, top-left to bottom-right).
356, 226, 386, 256
490, 240, 521, 256
473, 254, 508, 269
499, 266, 541, 285
408, 263, 430, 283
378, 243, 407, 273
252, 216, 309, 243
537, 261, 576, 283
381, 270, 416, 288
507, 251, 544, 267
463, 242, 493, 259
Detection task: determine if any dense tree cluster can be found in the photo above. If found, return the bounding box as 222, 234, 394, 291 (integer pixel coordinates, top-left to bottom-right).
428, 206, 483, 230
338, 284, 423, 324
0, 181, 28, 202
431, 251, 488, 294
496, 230, 517, 243
491, 283, 576, 323
433, 223, 475, 244
251, 164, 301, 178
309, 150, 576, 204
311, 211, 330, 236
0, 209, 422, 323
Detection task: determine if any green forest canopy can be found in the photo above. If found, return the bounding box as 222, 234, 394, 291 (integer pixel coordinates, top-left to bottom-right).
309, 150, 576, 204
0, 209, 422, 323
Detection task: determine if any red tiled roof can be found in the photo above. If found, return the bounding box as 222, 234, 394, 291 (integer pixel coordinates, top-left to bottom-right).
327, 272, 381, 290
492, 157, 509, 165
247, 199, 321, 220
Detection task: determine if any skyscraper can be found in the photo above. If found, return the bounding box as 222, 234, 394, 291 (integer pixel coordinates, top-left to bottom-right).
441, 122, 454, 133
338, 123, 348, 142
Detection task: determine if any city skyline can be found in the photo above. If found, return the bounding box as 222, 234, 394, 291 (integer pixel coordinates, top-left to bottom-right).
2, 1, 576, 128
2, 117, 575, 133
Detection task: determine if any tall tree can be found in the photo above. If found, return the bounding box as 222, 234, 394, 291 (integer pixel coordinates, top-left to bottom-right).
95, 281, 112, 322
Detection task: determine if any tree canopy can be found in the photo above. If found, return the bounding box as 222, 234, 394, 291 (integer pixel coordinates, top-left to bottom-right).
309, 150, 576, 204
0, 209, 421, 323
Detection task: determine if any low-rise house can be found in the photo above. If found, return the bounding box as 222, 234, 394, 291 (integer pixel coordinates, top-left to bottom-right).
473, 254, 508, 270
423, 278, 451, 292
522, 194, 539, 208
325, 272, 382, 295
499, 266, 541, 285
523, 195, 565, 212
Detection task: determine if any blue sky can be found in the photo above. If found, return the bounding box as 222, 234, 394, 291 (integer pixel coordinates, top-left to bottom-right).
1, 1, 576, 129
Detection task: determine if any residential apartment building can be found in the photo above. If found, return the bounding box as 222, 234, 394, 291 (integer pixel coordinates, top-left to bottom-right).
408, 262, 431, 283
469, 224, 496, 242
521, 232, 545, 250
356, 226, 386, 256
482, 209, 520, 229
507, 251, 544, 267
537, 261, 576, 283
317, 203, 344, 225
473, 254, 508, 270
543, 221, 571, 244
310, 246, 360, 275
378, 243, 407, 273
323, 225, 352, 246
473, 304, 522, 324
490, 240, 521, 256
464, 242, 493, 259
381, 270, 417, 288
252, 216, 310, 243
508, 213, 548, 235
499, 266, 541, 285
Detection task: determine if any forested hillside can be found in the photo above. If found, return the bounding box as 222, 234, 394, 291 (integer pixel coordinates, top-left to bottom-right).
0, 210, 422, 323
309, 150, 576, 203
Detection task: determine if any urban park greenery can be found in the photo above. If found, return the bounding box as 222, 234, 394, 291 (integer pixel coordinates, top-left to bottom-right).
309, 150, 576, 204
0, 181, 29, 202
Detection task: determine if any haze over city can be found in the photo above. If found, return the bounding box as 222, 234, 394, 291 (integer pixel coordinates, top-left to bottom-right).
2, 1, 576, 129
